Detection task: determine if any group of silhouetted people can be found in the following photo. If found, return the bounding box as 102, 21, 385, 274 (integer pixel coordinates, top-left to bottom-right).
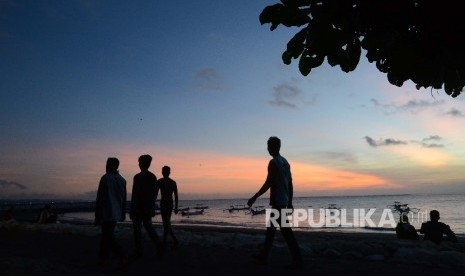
94, 154, 179, 267
92, 137, 459, 271
396, 210, 457, 244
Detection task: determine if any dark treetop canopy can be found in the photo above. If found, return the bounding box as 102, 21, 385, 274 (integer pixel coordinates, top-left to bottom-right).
260, 0, 465, 97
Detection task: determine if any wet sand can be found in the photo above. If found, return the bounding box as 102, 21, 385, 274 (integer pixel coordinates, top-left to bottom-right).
1, 221, 464, 275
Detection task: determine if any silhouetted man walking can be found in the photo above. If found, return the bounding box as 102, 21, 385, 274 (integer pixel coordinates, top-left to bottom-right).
157, 165, 179, 246
130, 154, 163, 258
247, 136, 303, 269
95, 157, 128, 266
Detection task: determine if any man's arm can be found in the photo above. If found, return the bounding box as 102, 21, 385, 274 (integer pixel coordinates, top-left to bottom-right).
130, 176, 138, 219
154, 177, 160, 202
94, 177, 105, 225
444, 224, 458, 242
174, 181, 179, 214
121, 180, 127, 222
288, 166, 294, 208
247, 161, 273, 207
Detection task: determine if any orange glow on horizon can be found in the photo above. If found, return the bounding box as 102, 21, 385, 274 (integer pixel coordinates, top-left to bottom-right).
5, 140, 400, 197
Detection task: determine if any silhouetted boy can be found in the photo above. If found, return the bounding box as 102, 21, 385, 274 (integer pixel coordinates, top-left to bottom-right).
156, 165, 179, 246
130, 154, 163, 257
247, 136, 303, 269
95, 157, 128, 266
420, 210, 457, 244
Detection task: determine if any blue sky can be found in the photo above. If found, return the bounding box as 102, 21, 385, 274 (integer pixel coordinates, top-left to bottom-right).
1, 0, 465, 199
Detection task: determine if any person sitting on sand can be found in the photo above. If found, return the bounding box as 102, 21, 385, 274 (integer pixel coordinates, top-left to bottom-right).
247, 136, 303, 269
37, 204, 57, 224
156, 165, 179, 247
420, 210, 457, 244
395, 214, 419, 240
95, 157, 128, 266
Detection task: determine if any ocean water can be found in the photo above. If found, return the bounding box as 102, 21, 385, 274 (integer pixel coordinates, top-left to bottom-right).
3, 194, 465, 234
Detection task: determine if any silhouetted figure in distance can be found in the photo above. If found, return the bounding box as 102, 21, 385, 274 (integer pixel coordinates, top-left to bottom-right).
3, 206, 14, 221
37, 203, 57, 224
420, 210, 457, 244
157, 165, 179, 247
395, 214, 419, 240
94, 157, 128, 266
130, 154, 164, 258
247, 136, 303, 269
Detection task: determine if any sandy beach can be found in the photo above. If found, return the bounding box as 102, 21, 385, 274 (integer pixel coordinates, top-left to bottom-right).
1, 220, 465, 275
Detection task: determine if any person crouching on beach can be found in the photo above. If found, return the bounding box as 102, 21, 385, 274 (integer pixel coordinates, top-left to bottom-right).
94, 157, 128, 266
247, 136, 303, 269
130, 154, 164, 258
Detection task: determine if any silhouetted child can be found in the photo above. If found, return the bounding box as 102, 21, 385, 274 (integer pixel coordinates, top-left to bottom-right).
157, 165, 179, 247
420, 210, 457, 244
395, 215, 419, 240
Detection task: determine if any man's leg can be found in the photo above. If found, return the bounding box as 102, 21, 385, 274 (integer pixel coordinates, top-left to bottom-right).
280, 227, 303, 267
142, 217, 164, 257
254, 209, 277, 264
99, 222, 111, 262
106, 221, 125, 258
132, 218, 143, 256
161, 206, 178, 245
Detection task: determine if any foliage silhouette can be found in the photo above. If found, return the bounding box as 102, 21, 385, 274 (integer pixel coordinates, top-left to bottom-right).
260, 0, 465, 97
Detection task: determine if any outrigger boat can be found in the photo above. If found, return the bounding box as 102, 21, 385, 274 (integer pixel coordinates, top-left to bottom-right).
177, 207, 190, 212
247, 206, 266, 216
224, 204, 250, 213
181, 209, 204, 217
324, 203, 341, 215
193, 203, 209, 210
387, 201, 420, 216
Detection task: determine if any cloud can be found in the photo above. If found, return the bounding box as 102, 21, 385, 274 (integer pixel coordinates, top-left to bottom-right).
422, 135, 442, 142
445, 108, 465, 117
0, 179, 28, 190
269, 84, 302, 109
365, 135, 445, 149
364, 136, 407, 147
194, 68, 224, 91
371, 98, 444, 114
415, 135, 445, 148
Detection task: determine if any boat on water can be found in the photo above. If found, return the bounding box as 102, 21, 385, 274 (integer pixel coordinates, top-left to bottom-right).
193, 204, 209, 210
324, 203, 341, 214
224, 204, 250, 213
181, 209, 204, 217
177, 207, 190, 212
387, 201, 420, 215
247, 206, 266, 216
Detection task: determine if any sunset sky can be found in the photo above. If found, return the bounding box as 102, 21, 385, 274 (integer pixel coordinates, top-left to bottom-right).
1, 0, 465, 200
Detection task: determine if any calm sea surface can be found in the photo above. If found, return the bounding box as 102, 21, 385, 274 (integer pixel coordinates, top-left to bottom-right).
2, 194, 464, 234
